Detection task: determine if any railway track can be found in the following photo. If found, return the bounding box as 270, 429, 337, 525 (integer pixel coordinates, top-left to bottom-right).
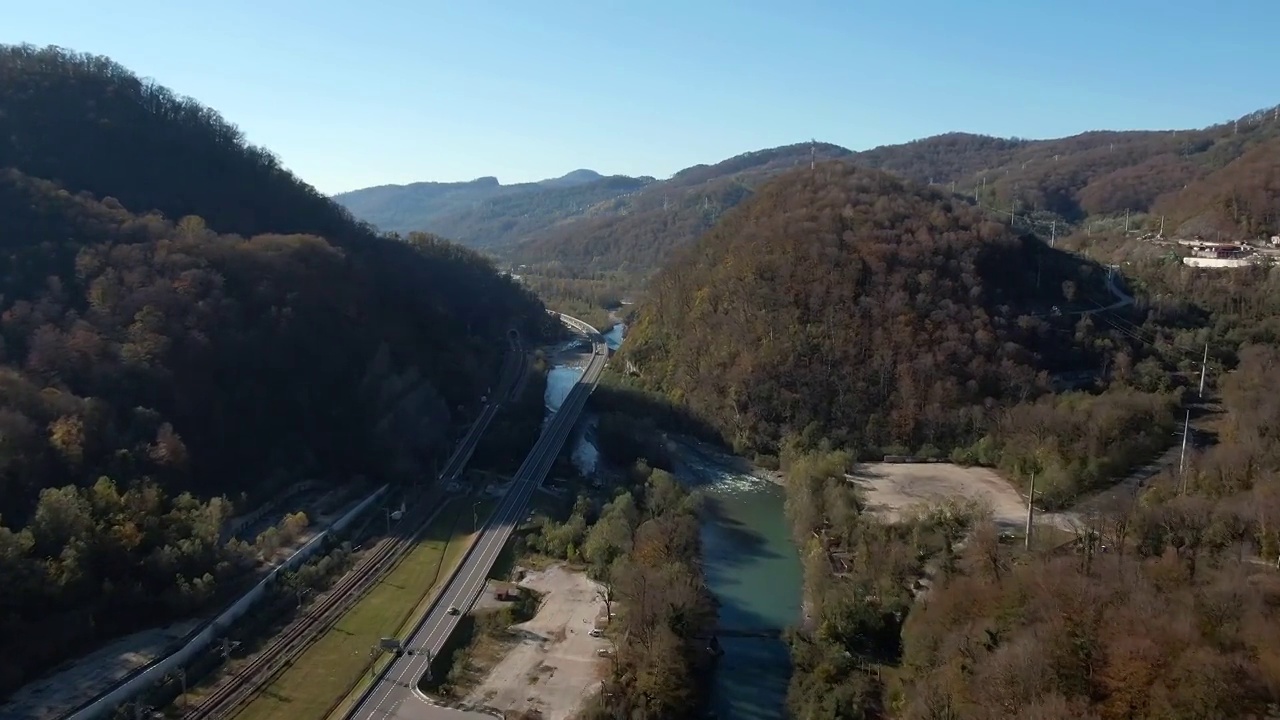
183, 498, 439, 719
341, 315, 605, 720
182, 343, 524, 720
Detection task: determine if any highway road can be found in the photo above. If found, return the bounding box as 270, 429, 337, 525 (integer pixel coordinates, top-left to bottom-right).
344, 315, 607, 720
171, 334, 526, 720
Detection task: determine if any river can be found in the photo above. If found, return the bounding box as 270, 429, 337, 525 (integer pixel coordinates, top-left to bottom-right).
543, 319, 802, 719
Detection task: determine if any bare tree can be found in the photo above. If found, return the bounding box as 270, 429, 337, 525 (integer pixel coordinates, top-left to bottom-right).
1161, 496, 1215, 580
1101, 490, 1138, 563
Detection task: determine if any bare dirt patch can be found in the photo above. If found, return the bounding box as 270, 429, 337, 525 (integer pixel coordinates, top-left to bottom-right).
847, 462, 1076, 532
464, 565, 609, 720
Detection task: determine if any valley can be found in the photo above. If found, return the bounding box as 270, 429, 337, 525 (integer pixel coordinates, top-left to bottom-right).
0, 13, 1277, 720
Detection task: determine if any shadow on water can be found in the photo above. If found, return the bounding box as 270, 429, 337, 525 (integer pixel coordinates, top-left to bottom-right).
700, 495, 782, 568
671, 442, 801, 720
715, 635, 793, 720
693, 538, 794, 720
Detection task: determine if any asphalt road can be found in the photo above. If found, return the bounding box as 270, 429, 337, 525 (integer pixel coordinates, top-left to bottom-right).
344, 316, 607, 720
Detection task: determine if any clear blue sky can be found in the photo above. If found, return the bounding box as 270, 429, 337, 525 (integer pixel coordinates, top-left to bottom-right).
4, 0, 1276, 195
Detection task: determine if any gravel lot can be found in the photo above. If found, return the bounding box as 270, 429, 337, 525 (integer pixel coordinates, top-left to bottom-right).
847, 462, 1076, 532
464, 565, 609, 720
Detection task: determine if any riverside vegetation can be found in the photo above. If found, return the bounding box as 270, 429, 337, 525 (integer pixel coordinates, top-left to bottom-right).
0, 44, 555, 697
432, 402, 716, 718
531, 460, 716, 720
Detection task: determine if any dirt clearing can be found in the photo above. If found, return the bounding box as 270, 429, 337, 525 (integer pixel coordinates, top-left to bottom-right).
847, 462, 1076, 532
464, 565, 608, 720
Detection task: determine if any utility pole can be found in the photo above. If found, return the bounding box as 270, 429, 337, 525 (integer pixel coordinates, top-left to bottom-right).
1050, 220, 1057, 247
1125, 208, 1130, 233
1178, 409, 1191, 492
1025, 472, 1036, 550
810, 139, 816, 171
1198, 342, 1209, 398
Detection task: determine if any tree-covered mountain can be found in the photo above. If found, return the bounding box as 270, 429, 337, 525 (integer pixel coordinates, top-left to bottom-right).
0, 44, 552, 695
538, 168, 604, 188
335, 142, 851, 270
615, 162, 1127, 458
538, 110, 1280, 275
340, 108, 1280, 278
868, 107, 1280, 234
507, 142, 854, 273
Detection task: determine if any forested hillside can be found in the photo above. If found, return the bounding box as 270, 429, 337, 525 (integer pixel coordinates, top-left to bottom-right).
339, 108, 1279, 286
547, 110, 1280, 276
613, 158, 1280, 720
888, 241, 1280, 720
0, 44, 552, 695
861, 106, 1280, 237
616, 162, 1126, 458
337, 142, 849, 273
504, 142, 851, 273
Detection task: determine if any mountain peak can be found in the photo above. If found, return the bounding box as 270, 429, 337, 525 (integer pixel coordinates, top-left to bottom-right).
538, 169, 603, 188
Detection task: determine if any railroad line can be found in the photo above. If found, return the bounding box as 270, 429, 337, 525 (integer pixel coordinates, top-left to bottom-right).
182, 342, 523, 719
182, 498, 440, 719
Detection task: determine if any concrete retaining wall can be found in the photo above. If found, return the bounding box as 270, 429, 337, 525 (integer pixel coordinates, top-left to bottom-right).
64, 484, 388, 720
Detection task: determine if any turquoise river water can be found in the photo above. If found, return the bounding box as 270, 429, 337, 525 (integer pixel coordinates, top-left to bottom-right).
544, 322, 801, 719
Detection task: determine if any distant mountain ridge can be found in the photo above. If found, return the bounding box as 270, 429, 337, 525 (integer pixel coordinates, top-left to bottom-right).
338, 105, 1280, 273
333, 168, 654, 248
335, 142, 851, 262
506, 141, 854, 272
538, 168, 604, 188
